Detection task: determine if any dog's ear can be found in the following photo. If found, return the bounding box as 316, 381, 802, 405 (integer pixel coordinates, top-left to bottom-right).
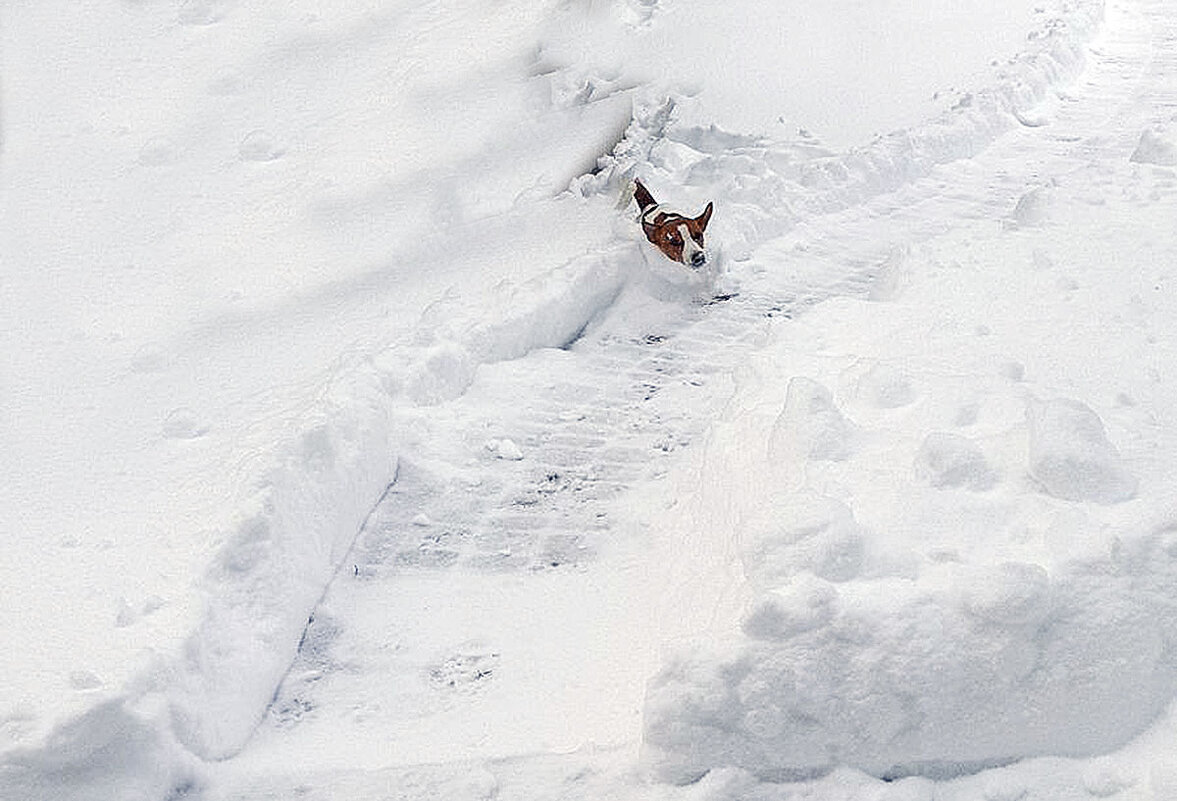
633, 180, 657, 212
697, 201, 714, 231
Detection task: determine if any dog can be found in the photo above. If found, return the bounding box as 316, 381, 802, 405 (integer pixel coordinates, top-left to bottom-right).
633, 179, 713, 268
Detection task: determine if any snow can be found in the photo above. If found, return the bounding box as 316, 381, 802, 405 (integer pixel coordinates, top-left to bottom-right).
1026, 398, 1138, 504
540, 0, 1052, 150
5, 0, 1177, 799
1130, 126, 1177, 166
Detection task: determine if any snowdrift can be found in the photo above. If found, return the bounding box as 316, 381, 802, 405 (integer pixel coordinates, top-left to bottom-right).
646, 514, 1177, 782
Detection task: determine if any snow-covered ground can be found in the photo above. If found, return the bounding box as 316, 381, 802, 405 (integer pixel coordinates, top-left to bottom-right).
4, 0, 1177, 799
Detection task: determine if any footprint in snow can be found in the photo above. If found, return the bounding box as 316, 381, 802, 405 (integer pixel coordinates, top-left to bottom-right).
428, 646, 500, 693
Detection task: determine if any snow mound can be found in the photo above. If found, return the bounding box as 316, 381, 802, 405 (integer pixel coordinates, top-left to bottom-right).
914, 432, 997, 491
1027, 398, 1137, 504
1129, 125, 1177, 166
0, 700, 198, 801
645, 525, 1177, 783
850, 362, 918, 410
740, 494, 868, 587
768, 378, 858, 463
643, 358, 1160, 785
1009, 184, 1056, 228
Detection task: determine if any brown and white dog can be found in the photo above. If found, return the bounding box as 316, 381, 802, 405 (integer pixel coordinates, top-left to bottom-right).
633, 179, 713, 268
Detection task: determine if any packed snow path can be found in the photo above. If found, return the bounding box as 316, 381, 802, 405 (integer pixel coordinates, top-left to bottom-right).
201, 0, 1177, 797
221, 213, 877, 778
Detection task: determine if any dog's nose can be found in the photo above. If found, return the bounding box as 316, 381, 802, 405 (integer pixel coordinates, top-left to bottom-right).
690, 252, 707, 268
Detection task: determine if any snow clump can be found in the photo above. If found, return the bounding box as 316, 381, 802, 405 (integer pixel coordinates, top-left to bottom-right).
739, 494, 867, 587
913, 431, 997, 491
768, 378, 858, 462
486, 438, 524, 461
1129, 125, 1177, 166
1026, 398, 1137, 504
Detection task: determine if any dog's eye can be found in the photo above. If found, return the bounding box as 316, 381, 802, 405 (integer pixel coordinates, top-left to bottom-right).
665, 232, 681, 244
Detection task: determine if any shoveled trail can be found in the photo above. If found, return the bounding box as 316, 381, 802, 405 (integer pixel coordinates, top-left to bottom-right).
207, 234, 880, 782
204, 0, 1176, 796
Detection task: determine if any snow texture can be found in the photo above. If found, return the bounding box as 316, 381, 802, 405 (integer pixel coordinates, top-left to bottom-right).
1026, 398, 1137, 504
645, 534, 1177, 782
9, 0, 1177, 800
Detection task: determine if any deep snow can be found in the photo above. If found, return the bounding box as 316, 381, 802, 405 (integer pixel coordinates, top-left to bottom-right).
4, 0, 1177, 799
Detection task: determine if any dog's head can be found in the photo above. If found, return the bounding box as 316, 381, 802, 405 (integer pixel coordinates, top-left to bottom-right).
635, 180, 713, 268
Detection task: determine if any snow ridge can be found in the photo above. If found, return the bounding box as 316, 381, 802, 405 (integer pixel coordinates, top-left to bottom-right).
0, 244, 632, 799
645, 524, 1177, 783
580, 0, 1105, 257
166, 246, 634, 762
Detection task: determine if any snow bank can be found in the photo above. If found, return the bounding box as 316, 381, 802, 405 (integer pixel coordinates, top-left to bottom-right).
0, 230, 632, 798
2, 0, 637, 789
544, 0, 1073, 151
631, 0, 1177, 776
448, 245, 632, 365
0, 700, 198, 801
578, 0, 1105, 260
167, 239, 631, 756
171, 246, 627, 755
646, 526, 1177, 782
644, 345, 1175, 782
166, 366, 399, 759
636, 54, 1177, 787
